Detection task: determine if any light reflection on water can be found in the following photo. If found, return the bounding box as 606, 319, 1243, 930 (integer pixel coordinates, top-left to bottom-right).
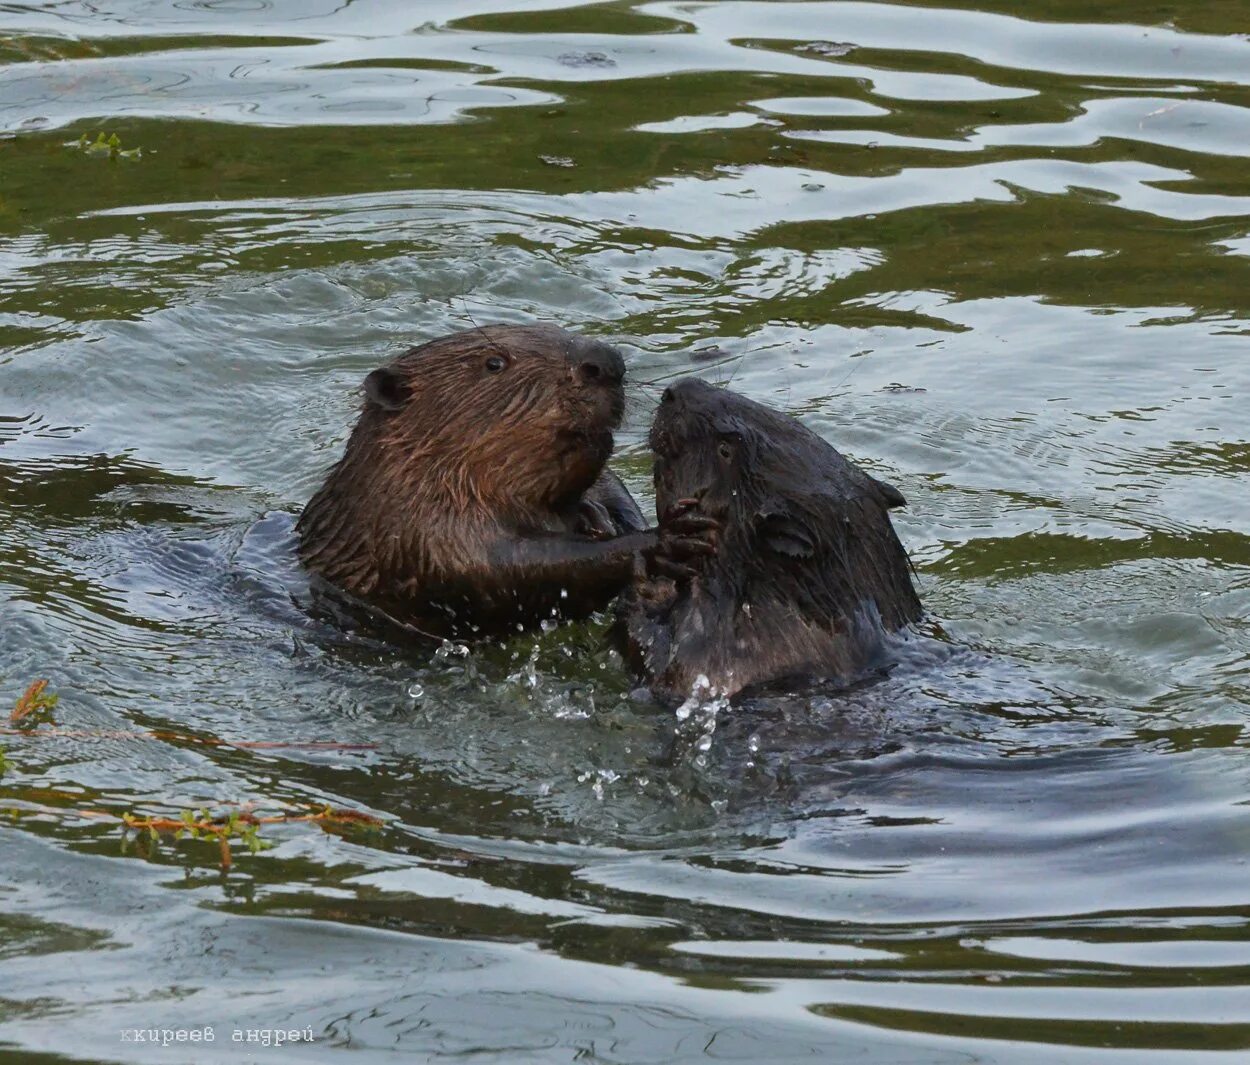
1, 1, 1248, 1061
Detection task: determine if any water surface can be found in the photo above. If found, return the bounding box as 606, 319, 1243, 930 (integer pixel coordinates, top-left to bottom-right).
2, 1, 1249, 1061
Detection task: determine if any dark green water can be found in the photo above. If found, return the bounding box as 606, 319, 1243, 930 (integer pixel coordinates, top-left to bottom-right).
2, 2, 1249, 1062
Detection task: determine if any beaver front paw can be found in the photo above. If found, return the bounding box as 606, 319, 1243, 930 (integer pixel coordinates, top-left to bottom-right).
647, 497, 719, 581
574, 498, 617, 540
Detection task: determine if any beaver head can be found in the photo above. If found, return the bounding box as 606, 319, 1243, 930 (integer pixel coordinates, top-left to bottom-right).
624, 377, 921, 700
298, 323, 630, 607
362, 323, 627, 513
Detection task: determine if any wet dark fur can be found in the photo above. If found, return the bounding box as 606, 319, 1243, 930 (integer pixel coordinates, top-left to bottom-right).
298, 323, 652, 638
619, 378, 922, 701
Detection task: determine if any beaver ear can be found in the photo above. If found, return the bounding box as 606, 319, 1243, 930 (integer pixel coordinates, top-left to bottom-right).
873, 477, 907, 509
756, 510, 815, 558
363, 367, 409, 411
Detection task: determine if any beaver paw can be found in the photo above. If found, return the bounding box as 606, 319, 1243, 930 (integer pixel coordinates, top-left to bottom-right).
575, 499, 617, 541
650, 497, 719, 581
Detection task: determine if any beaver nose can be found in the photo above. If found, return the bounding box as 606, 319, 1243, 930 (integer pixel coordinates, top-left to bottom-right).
575, 345, 625, 387
661, 377, 710, 406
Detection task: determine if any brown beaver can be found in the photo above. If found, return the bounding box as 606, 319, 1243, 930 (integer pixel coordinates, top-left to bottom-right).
618, 377, 922, 701
298, 323, 711, 639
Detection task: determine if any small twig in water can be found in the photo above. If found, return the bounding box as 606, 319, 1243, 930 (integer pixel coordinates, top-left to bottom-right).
0, 725, 378, 750
10, 680, 58, 727
123, 804, 386, 871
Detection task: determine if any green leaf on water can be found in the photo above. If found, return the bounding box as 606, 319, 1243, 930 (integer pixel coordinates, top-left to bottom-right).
72, 130, 142, 160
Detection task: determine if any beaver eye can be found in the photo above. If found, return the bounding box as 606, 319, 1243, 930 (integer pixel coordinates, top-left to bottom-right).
484, 355, 508, 374
717, 440, 734, 461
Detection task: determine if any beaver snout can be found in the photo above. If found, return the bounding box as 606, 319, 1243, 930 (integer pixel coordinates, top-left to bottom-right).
661, 376, 718, 408
569, 344, 625, 388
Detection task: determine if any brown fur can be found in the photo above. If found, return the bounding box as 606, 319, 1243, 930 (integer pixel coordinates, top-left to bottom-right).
619, 378, 922, 701
298, 323, 651, 637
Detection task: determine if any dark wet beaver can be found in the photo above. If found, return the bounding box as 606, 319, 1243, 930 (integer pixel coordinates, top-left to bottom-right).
298, 323, 707, 639
618, 377, 922, 701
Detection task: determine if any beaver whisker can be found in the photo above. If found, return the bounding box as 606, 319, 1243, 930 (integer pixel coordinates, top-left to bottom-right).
624, 388, 663, 423
632, 362, 732, 387
453, 297, 518, 365
631, 339, 783, 391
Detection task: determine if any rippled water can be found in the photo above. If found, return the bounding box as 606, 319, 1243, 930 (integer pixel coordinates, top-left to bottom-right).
2, 2, 1249, 1062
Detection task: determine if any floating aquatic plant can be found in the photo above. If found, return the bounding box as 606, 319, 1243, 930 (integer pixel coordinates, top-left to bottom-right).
71, 131, 142, 159
122, 803, 385, 870
3, 678, 382, 868
9, 678, 57, 727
